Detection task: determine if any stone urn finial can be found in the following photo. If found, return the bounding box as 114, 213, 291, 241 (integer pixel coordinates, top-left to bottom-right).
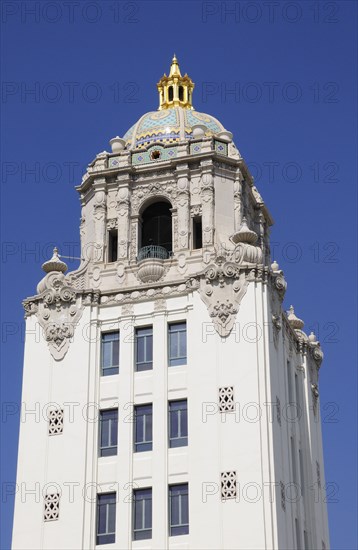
287, 305, 304, 330
231, 217, 258, 245
41, 247, 68, 274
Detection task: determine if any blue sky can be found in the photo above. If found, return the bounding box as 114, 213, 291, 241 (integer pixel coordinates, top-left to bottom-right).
1, 1, 357, 549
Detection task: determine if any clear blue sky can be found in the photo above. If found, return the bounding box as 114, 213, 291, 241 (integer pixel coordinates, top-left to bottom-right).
1, 1, 357, 549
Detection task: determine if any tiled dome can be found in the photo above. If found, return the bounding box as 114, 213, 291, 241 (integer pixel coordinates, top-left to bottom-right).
123, 107, 225, 150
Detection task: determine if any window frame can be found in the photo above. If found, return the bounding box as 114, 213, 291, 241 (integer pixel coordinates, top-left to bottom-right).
192, 216, 202, 249
168, 322, 187, 367
168, 483, 189, 536
96, 492, 116, 545
99, 409, 118, 457
132, 488, 152, 540
135, 326, 153, 372
101, 331, 120, 377
134, 404, 153, 453
108, 229, 118, 263
168, 399, 188, 448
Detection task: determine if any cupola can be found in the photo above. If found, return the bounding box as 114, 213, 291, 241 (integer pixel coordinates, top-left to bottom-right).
157, 54, 195, 110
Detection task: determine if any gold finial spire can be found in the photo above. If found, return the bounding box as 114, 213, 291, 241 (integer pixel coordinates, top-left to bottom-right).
157, 55, 195, 110
169, 54, 181, 77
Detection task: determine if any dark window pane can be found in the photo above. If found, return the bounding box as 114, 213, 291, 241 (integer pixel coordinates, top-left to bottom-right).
102, 342, 112, 368
179, 332, 187, 358
101, 418, 109, 447
169, 323, 187, 366
135, 405, 152, 452
111, 416, 118, 446
97, 493, 116, 545
171, 494, 180, 525
146, 411, 152, 441
100, 411, 118, 457
170, 335, 179, 358
169, 485, 189, 537
181, 493, 189, 524
112, 341, 119, 368
135, 328, 153, 371
137, 337, 145, 363
133, 489, 152, 540
181, 408, 188, 437
146, 335, 153, 362
170, 410, 179, 439
169, 401, 187, 448
137, 415, 144, 442
98, 504, 107, 534
145, 498, 152, 529
101, 332, 119, 375
108, 503, 116, 532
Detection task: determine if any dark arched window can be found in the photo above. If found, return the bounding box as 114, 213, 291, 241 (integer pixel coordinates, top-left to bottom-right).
168, 86, 174, 102
179, 86, 184, 101
141, 202, 172, 253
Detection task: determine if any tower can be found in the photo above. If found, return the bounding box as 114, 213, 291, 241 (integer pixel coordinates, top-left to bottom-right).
13, 57, 330, 550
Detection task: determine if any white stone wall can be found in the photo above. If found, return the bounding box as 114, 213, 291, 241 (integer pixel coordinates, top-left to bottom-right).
13, 282, 329, 550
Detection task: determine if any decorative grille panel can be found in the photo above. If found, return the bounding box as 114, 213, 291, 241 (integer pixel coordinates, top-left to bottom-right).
219, 387, 235, 412
44, 493, 60, 521
221, 471, 237, 500
48, 409, 64, 435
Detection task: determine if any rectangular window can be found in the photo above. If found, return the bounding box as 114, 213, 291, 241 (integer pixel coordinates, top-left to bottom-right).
108, 230, 118, 263
99, 410, 118, 457
135, 327, 153, 371
168, 322, 187, 366
97, 493, 116, 545
134, 404, 152, 452
133, 488, 152, 540
169, 484, 189, 536
101, 332, 119, 376
169, 400, 188, 448
192, 217, 202, 249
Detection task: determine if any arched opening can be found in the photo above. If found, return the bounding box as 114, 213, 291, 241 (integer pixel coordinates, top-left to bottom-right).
168, 86, 174, 102
139, 201, 172, 259
179, 86, 184, 101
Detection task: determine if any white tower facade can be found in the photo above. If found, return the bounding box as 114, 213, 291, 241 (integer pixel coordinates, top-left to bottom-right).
13, 58, 330, 550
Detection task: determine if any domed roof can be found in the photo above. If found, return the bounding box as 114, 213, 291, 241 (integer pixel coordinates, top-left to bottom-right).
123, 107, 225, 150
120, 56, 229, 151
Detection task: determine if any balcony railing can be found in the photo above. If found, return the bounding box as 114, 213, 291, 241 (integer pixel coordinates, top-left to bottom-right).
137, 245, 170, 262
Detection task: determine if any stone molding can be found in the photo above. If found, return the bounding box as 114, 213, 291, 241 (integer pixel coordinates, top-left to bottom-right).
23, 272, 88, 361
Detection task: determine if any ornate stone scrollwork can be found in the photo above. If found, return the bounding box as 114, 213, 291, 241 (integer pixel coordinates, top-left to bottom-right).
272, 313, 282, 348
31, 273, 83, 361
187, 257, 250, 337
107, 218, 118, 230
311, 383, 319, 414
190, 205, 202, 217
270, 261, 287, 301
23, 249, 84, 361
309, 341, 324, 367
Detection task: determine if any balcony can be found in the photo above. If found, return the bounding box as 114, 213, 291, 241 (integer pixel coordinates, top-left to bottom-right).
137, 245, 170, 283
137, 245, 170, 262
